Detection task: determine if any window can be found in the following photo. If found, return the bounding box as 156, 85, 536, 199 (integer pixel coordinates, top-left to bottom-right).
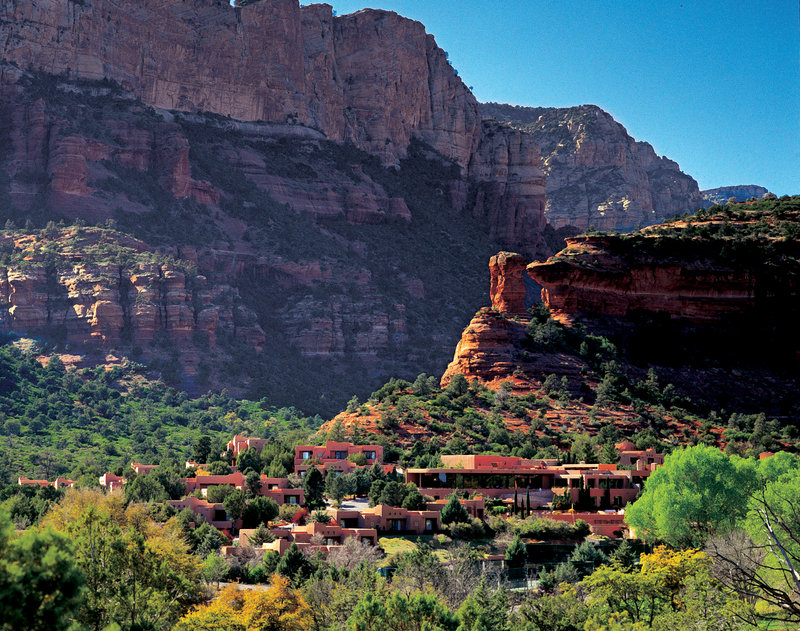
365, 451, 376, 460
334, 451, 347, 459
288, 495, 298, 505
301, 451, 312, 460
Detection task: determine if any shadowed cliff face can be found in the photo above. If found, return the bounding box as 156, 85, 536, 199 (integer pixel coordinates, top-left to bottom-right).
0, 73, 509, 413
0, 0, 548, 253
438, 198, 800, 427
0, 228, 264, 389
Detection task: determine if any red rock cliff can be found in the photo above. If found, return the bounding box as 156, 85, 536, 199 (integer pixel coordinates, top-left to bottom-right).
528, 234, 760, 324
441, 251, 584, 387
0, 0, 480, 167
527, 213, 800, 362
480, 103, 703, 232
0, 0, 546, 252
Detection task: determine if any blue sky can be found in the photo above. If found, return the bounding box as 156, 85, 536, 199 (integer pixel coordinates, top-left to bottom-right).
325, 0, 798, 195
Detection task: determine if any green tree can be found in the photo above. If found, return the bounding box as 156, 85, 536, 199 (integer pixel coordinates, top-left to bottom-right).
707, 466, 800, 625
308, 510, 331, 524
505, 535, 527, 569
223, 489, 248, 526
206, 484, 234, 503
42, 491, 203, 631
276, 542, 312, 587
401, 486, 428, 511
377, 481, 408, 507
241, 496, 279, 529
235, 447, 262, 473
302, 466, 326, 510
446, 374, 470, 398
570, 434, 598, 464
193, 522, 229, 558
200, 552, 228, 587
441, 493, 470, 525
569, 541, 608, 578
346, 592, 386, 631
511, 587, 588, 631
191, 436, 213, 464
123, 473, 168, 503
347, 591, 458, 631
0, 511, 85, 631
625, 445, 756, 548
205, 460, 232, 475
457, 580, 509, 631
325, 472, 356, 505
580, 547, 708, 628
245, 470, 262, 497
248, 522, 275, 546
600, 442, 619, 465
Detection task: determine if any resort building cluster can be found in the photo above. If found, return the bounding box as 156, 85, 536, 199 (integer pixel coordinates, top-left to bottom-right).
21, 437, 663, 555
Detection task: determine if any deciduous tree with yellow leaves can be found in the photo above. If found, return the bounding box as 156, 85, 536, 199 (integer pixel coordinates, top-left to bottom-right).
175, 576, 312, 631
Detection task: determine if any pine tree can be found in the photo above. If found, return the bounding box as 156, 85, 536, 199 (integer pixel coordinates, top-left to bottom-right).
440, 493, 470, 525
505, 535, 527, 569
276, 543, 312, 587
302, 465, 326, 510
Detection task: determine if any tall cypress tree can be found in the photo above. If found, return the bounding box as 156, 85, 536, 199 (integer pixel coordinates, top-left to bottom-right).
513, 488, 519, 516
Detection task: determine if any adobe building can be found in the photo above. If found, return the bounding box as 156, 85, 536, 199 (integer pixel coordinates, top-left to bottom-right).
405, 454, 562, 501
294, 441, 384, 475
130, 462, 159, 476
259, 477, 304, 506
182, 472, 304, 506
543, 511, 628, 538
227, 435, 269, 464
405, 454, 657, 509
167, 496, 235, 531
19, 477, 75, 489
553, 464, 641, 510
99, 472, 124, 492
615, 441, 664, 468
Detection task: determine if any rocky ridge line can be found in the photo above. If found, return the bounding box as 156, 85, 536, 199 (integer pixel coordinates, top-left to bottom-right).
480, 102, 704, 232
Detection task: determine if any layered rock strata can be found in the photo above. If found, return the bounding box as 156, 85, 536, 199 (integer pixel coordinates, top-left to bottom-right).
0, 0, 551, 406
528, 235, 759, 324
0, 229, 264, 375
527, 225, 800, 363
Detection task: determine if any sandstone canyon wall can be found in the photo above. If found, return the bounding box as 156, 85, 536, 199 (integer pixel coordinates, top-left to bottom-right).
0, 0, 546, 256
480, 102, 704, 232
442, 196, 800, 420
